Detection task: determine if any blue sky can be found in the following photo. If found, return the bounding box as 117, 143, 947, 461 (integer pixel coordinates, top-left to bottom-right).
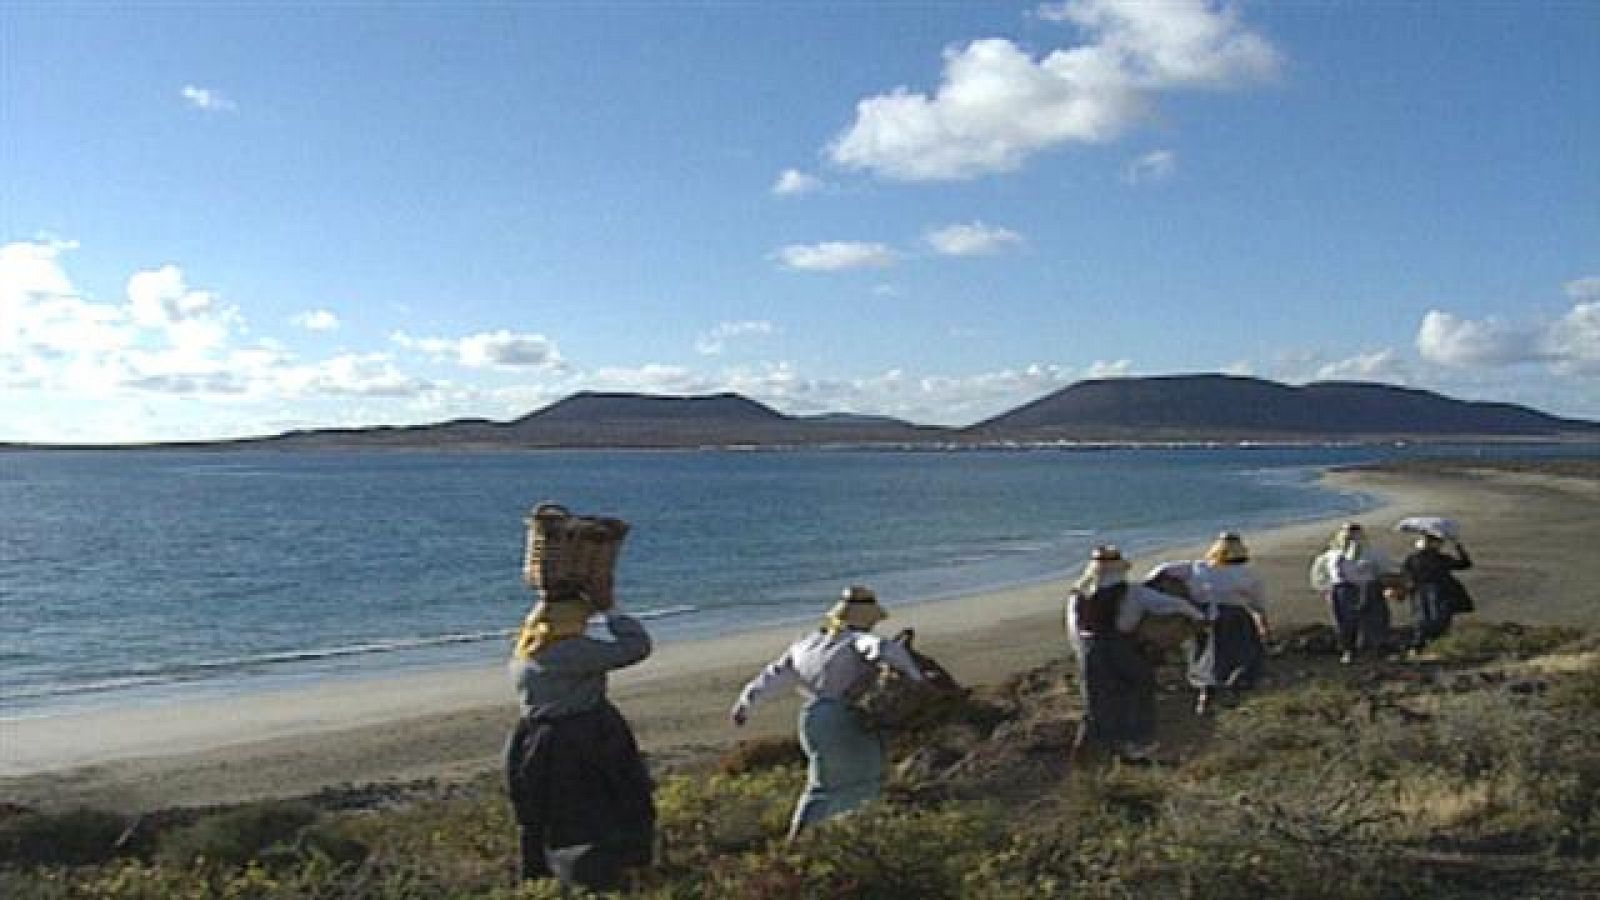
3, 1, 1596, 443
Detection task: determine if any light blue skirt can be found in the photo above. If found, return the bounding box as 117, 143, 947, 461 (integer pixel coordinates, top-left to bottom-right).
790, 697, 883, 838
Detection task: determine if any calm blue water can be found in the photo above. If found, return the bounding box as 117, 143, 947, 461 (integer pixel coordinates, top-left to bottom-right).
1, 444, 1593, 718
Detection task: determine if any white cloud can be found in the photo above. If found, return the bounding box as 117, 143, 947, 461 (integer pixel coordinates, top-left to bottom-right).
925, 221, 1025, 256
1084, 359, 1134, 378
772, 168, 824, 195
830, 0, 1278, 180
291, 309, 340, 331
1416, 298, 1600, 376
1041, 1, 1280, 86
1, 239, 129, 369
1564, 275, 1600, 302
695, 320, 775, 355
0, 238, 452, 410
180, 85, 237, 113
1122, 148, 1177, 184
1313, 348, 1411, 383
460, 330, 562, 369
1416, 310, 1543, 368
775, 241, 898, 271
394, 329, 564, 370
1544, 302, 1600, 375
276, 353, 434, 398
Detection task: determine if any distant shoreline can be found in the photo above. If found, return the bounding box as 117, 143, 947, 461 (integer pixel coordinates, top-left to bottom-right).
7, 434, 1600, 453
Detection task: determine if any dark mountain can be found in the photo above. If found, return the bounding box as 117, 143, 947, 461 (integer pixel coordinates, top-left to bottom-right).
243, 391, 947, 449
968, 374, 1600, 440
517, 391, 783, 424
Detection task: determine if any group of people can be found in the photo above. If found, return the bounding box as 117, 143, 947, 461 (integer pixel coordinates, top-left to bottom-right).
1312, 520, 1473, 663
501, 518, 1472, 890
1065, 531, 1269, 764
1068, 520, 1473, 765
502, 579, 922, 890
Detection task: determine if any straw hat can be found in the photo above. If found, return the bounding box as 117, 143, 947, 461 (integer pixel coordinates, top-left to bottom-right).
1075, 544, 1130, 593
1206, 531, 1250, 565
825, 584, 888, 633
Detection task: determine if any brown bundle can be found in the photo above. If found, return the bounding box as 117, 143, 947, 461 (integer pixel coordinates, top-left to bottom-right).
850, 629, 968, 733
522, 503, 631, 610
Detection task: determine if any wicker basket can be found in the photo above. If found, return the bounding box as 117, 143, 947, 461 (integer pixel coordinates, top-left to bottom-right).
522, 503, 631, 609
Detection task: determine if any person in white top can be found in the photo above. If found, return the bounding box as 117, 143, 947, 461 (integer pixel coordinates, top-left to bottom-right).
1066, 545, 1206, 765
1310, 521, 1394, 663
730, 586, 923, 839
1182, 532, 1269, 715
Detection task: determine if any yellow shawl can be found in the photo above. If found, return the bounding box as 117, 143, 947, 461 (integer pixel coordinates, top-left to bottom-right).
514, 596, 595, 660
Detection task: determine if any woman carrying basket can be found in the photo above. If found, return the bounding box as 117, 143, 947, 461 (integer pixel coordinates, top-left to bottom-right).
505, 505, 654, 892
730, 586, 922, 840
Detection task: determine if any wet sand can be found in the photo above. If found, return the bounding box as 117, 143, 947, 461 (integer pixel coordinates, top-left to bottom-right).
3, 459, 1596, 812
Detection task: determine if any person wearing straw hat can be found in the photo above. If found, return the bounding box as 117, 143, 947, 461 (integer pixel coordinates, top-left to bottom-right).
730, 585, 923, 839
505, 579, 654, 891
1186, 531, 1269, 715
1312, 521, 1395, 663
1066, 545, 1207, 765
1402, 531, 1473, 656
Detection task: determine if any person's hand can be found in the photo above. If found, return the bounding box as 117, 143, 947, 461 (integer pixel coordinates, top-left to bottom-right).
730, 705, 748, 728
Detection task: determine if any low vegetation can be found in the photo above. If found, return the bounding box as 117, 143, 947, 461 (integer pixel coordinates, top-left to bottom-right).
3, 621, 1596, 898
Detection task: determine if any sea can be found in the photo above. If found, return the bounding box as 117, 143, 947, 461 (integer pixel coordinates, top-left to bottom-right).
2, 443, 1595, 720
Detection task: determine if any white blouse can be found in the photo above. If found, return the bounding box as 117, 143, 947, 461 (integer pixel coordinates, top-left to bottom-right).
1190, 562, 1268, 616
733, 629, 922, 717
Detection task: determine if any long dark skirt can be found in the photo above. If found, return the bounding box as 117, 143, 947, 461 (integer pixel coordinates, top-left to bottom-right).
504, 701, 655, 890
1075, 635, 1156, 754
1410, 583, 1455, 650
1329, 582, 1391, 655
1187, 605, 1264, 690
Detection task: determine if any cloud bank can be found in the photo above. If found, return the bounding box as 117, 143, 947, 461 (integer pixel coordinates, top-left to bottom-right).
829, 0, 1278, 180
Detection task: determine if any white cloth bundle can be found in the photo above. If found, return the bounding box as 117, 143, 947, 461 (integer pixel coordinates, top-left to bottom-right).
1394, 516, 1460, 541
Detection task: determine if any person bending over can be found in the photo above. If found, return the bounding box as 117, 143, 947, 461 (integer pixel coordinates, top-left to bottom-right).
730, 586, 922, 840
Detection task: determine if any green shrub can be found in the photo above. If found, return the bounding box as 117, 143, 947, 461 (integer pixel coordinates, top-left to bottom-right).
1429, 621, 1582, 664
156, 801, 317, 869
656, 769, 802, 869
1547, 662, 1600, 715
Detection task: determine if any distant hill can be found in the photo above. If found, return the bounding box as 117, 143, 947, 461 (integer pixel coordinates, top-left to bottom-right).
241, 391, 948, 449
968, 374, 1600, 441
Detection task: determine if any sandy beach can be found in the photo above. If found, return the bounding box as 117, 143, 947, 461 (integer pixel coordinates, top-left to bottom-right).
4, 459, 1597, 814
